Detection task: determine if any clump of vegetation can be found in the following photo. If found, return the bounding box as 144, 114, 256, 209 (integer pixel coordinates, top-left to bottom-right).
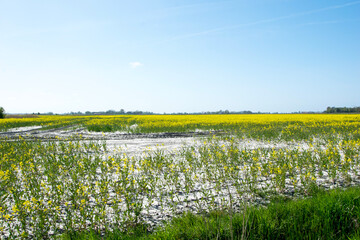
0, 107, 5, 119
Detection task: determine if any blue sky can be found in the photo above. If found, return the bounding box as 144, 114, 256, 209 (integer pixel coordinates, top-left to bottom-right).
1, 0, 359, 113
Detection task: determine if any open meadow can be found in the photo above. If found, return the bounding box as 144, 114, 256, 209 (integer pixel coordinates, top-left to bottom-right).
1, 114, 360, 239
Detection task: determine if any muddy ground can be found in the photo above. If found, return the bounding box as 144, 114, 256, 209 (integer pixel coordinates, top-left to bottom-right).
0, 125, 304, 155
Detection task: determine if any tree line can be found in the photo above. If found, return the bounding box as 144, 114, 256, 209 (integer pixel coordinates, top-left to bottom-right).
325, 106, 360, 113
2, 106, 359, 117
69, 110, 255, 115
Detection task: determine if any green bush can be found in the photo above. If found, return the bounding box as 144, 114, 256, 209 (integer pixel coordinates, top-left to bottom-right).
0, 107, 5, 119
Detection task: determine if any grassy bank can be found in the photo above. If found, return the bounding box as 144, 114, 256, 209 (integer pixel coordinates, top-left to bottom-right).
61, 186, 360, 240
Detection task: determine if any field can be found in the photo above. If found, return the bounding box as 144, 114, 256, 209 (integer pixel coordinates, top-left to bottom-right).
1, 114, 360, 239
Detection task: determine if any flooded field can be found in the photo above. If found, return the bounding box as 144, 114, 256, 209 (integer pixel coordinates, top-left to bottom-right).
1, 114, 360, 238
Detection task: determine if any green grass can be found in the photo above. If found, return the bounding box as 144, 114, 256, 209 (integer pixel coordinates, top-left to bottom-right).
59, 186, 360, 240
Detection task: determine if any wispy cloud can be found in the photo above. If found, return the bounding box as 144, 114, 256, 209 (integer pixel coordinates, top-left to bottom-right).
129, 62, 143, 69
167, 0, 360, 41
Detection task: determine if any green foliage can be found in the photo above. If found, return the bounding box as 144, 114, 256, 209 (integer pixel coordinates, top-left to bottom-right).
0, 106, 5, 119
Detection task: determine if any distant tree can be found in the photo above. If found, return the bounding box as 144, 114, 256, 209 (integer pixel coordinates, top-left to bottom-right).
106, 110, 116, 115
0, 107, 5, 119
